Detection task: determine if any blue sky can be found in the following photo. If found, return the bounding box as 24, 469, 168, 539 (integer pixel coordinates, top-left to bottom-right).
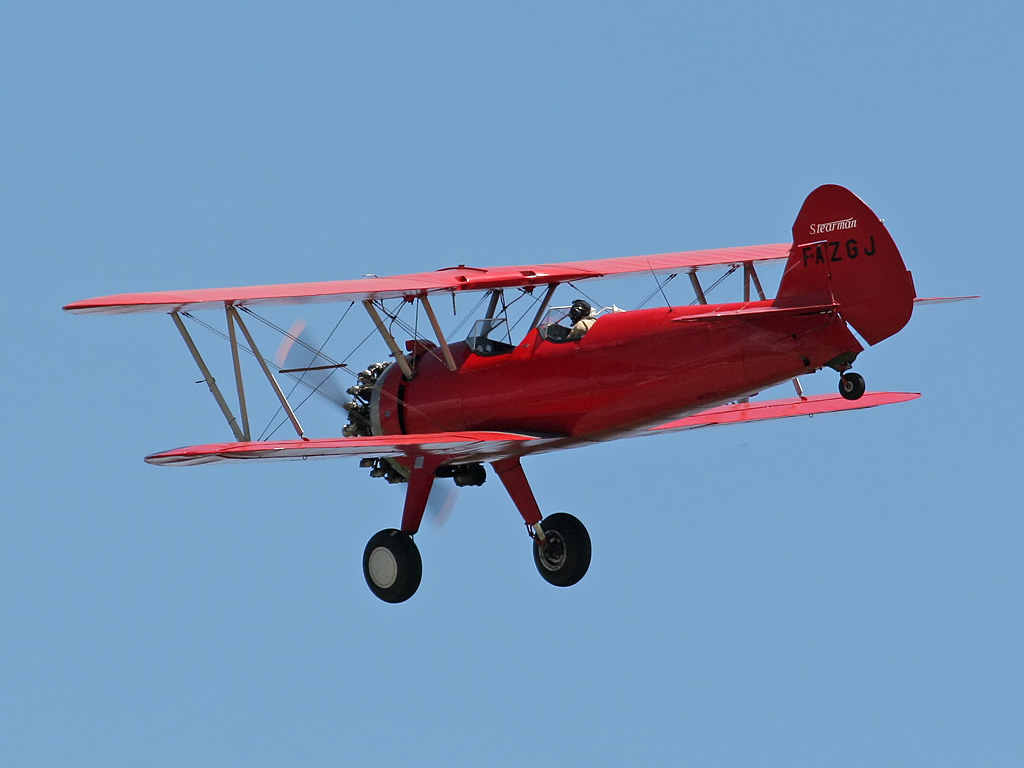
2, 2, 1019, 765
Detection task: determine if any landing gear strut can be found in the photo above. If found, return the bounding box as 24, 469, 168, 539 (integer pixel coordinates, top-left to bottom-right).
490, 459, 589, 587
362, 455, 592, 603
839, 371, 866, 401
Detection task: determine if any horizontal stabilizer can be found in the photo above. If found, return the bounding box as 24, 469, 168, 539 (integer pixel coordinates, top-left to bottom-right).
145, 431, 546, 467
913, 296, 979, 305
669, 302, 837, 324
649, 391, 920, 434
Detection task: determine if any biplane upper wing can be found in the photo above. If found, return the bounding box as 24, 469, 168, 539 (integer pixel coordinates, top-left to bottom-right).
63, 243, 789, 315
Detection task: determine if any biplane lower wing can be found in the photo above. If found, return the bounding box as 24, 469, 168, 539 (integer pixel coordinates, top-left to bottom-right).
145, 431, 552, 467
146, 393, 918, 467
647, 391, 920, 435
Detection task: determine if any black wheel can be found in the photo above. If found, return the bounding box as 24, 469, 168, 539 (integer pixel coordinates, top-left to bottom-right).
363, 529, 422, 603
839, 372, 866, 401
533, 512, 591, 587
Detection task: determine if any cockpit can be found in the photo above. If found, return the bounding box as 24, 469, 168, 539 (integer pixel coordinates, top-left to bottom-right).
466, 297, 615, 356
465, 317, 516, 356
538, 299, 597, 342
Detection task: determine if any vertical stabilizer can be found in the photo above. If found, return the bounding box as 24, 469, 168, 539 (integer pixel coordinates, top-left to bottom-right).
776, 185, 915, 345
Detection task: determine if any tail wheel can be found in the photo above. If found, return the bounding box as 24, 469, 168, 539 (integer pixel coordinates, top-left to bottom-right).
839, 372, 866, 401
363, 529, 422, 603
533, 513, 591, 587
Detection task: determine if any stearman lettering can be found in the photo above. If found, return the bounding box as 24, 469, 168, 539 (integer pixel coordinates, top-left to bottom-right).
809, 218, 856, 235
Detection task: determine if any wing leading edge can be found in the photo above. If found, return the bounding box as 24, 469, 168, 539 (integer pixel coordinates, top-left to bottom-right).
145, 392, 917, 467
64, 243, 789, 316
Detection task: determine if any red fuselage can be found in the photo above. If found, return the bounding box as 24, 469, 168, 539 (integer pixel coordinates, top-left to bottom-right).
372, 302, 863, 441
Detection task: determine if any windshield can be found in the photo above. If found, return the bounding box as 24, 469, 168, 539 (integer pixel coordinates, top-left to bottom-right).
465, 317, 507, 346
466, 317, 515, 356
537, 306, 574, 341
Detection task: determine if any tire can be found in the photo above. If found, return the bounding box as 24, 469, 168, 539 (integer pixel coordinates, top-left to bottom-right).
839, 372, 866, 401
533, 513, 592, 587
363, 529, 422, 603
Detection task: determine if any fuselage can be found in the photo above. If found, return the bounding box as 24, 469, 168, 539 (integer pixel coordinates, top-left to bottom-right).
369, 301, 863, 442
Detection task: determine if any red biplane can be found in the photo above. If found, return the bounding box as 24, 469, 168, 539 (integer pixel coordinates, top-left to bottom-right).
65, 185, 965, 602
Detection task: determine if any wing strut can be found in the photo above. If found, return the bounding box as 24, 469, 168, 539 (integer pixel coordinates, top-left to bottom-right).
229, 306, 307, 440
480, 290, 504, 338
740, 261, 798, 396
172, 311, 246, 442
363, 300, 415, 380
225, 305, 252, 441
419, 295, 456, 371
743, 261, 767, 301
529, 284, 558, 330
688, 270, 708, 305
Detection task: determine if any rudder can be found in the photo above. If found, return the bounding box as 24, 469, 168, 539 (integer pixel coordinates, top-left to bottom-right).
776, 185, 915, 345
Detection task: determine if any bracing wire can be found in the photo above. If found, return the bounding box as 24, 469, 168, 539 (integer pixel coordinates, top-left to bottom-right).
634, 273, 678, 310
565, 281, 602, 309
181, 306, 375, 442
691, 265, 739, 304
253, 303, 355, 441
503, 287, 542, 337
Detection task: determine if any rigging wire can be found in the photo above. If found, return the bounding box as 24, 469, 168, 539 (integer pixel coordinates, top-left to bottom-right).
259, 318, 385, 441
237, 302, 378, 387
178, 260, 803, 444
504, 287, 543, 337
254, 303, 355, 441
632, 264, 741, 310
181, 305, 376, 441
690, 265, 739, 305
238, 306, 344, 367
566, 281, 602, 309
448, 292, 488, 337
634, 273, 678, 310
187, 287, 584, 442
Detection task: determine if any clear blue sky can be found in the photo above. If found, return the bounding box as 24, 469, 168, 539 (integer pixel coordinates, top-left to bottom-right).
2, 2, 1019, 766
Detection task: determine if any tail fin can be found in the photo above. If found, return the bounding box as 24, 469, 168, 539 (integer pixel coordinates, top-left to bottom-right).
776, 185, 916, 345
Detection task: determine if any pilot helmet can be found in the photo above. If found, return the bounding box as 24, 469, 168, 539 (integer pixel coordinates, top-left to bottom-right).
569, 299, 592, 324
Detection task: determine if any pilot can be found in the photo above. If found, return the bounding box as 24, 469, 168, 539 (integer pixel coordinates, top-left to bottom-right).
566, 299, 596, 339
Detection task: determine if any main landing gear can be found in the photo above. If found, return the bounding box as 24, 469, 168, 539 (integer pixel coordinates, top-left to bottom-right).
839, 371, 866, 401
362, 529, 422, 603
361, 456, 591, 603
533, 512, 591, 587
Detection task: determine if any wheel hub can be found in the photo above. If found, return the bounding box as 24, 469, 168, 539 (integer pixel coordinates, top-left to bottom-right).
367, 546, 399, 588
537, 531, 566, 572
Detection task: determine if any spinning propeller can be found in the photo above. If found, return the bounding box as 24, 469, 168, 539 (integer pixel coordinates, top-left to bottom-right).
274, 320, 348, 408
276, 320, 460, 527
